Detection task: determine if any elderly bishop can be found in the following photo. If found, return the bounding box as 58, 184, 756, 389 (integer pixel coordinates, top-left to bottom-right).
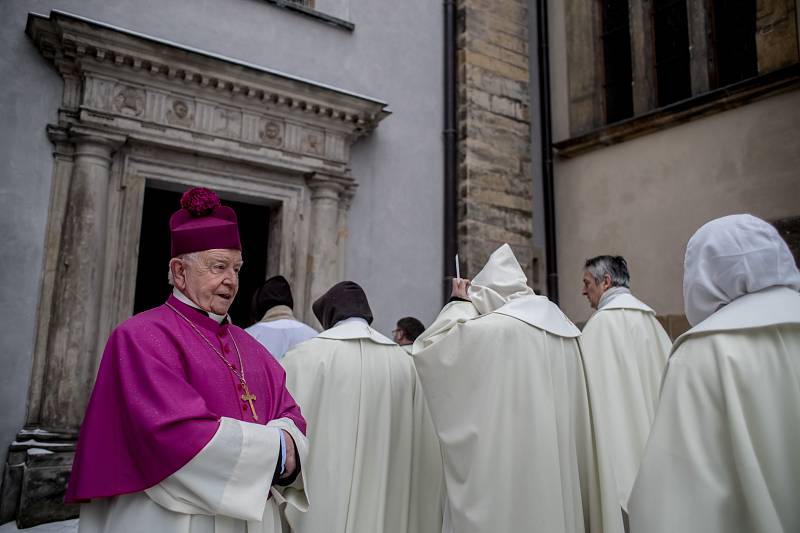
65, 188, 309, 533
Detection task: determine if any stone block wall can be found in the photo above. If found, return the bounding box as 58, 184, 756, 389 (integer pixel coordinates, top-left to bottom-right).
456, 0, 535, 279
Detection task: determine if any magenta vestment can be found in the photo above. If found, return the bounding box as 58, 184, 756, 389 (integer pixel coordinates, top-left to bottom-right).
65, 294, 306, 502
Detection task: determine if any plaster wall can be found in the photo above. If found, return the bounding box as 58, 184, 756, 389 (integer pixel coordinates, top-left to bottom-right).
0, 0, 442, 464
553, 89, 800, 324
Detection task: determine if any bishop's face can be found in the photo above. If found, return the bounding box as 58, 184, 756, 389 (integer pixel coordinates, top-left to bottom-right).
581, 270, 608, 310
174, 249, 243, 315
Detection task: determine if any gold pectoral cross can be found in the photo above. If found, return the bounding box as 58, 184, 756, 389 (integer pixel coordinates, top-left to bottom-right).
241, 385, 258, 421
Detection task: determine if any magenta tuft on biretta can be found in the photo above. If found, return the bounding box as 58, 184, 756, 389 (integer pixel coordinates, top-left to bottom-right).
170, 187, 241, 257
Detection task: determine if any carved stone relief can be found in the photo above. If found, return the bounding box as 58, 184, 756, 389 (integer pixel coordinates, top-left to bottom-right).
82, 74, 348, 162
112, 85, 145, 117
212, 106, 242, 138
165, 98, 194, 128
301, 130, 325, 156
259, 119, 284, 147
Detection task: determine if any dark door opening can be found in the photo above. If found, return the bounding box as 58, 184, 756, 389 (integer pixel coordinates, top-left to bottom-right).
133, 186, 270, 327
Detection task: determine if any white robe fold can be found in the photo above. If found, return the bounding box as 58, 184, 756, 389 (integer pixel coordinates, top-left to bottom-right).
413, 300, 623, 533
628, 287, 800, 533
281, 319, 443, 533
579, 293, 671, 510
79, 416, 308, 533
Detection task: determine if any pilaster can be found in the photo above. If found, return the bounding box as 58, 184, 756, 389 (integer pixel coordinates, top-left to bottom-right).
40, 130, 124, 431
305, 174, 350, 326
336, 185, 356, 281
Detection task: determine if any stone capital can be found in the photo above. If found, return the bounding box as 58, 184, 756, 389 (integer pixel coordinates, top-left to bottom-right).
68, 126, 126, 152
63, 127, 126, 167
338, 184, 357, 211
46, 125, 75, 160
306, 173, 350, 202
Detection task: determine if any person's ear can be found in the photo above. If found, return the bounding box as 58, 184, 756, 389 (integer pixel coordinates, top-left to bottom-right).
170, 258, 187, 291
602, 273, 613, 291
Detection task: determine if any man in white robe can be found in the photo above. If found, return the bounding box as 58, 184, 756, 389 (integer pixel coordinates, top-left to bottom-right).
281, 281, 443, 533
628, 214, 800, 533
412, 244, 624, 533
579, 255, 671, 517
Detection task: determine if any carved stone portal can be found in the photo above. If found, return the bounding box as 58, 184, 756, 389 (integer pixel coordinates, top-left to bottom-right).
0, 10, 389, 527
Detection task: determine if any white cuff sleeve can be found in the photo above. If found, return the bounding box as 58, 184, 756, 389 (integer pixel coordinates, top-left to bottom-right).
266, 418, 310, 515
145, 416, 281, 521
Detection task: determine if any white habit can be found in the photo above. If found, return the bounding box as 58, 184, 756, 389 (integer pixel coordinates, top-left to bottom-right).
281, 318, 444, 533
245, 305, 317, 361
579, 290, 671, 510
80, 417, 309, 533
628, 214, 800, 533
412, 244, 624, 533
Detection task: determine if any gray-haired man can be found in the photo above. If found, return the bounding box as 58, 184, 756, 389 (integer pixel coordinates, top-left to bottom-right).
579, 255, 671, 525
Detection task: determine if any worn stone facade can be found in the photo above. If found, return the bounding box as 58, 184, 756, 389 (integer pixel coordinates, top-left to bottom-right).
456, 0, 535, 280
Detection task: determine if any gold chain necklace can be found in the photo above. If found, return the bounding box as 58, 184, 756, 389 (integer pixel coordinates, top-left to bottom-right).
166, 302, 259, 421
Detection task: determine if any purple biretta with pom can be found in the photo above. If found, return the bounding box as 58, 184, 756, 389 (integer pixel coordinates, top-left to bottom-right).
169, 187, 241, 257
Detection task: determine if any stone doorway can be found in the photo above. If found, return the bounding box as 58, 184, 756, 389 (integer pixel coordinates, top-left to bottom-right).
133, 185, 271, 327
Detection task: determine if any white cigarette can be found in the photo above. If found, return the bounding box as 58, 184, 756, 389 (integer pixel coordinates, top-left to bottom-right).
455, 254, 460, 279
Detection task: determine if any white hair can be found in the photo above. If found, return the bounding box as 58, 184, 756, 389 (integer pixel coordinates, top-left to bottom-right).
167, 252, 203, 286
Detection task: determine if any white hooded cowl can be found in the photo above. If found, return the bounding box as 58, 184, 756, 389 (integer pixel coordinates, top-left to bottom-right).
629, 214, 800, 533
683, 213, 800, 326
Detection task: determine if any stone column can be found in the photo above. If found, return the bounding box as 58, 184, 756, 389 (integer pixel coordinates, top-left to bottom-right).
630, 0, 657, 113
305, 174, 345, 326
40, 131, 123, 431
25, 127, 75, 427
687, 0, 712, 95
336, 186, 356, 281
